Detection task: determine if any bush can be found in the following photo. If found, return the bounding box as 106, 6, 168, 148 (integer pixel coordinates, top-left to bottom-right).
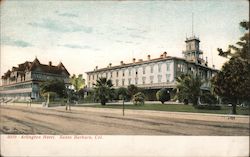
133, 92, 145, 105
156, 88, 170, 104
183, 99, 189, 105
194, 105, 221, 110
200, 92, 218, 104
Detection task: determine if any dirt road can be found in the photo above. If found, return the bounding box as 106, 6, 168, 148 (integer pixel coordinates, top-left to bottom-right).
0, 105, 249, 135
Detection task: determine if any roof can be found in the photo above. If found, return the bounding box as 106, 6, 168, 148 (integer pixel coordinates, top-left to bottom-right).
86, 54, 218, 74
1, 58, 70, 79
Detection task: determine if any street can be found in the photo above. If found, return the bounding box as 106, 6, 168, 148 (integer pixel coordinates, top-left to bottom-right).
0, 104, 249, 135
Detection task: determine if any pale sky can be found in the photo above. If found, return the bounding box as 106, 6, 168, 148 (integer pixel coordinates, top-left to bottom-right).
0, 0, 249, 81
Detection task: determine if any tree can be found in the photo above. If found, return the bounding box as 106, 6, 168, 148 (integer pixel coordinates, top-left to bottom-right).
176, 74, 202, 106
156, 88, 170, 104
70, 74, 85, 91
127, 84, 139, 100
200, 92, 217, 104
212, 21, 250, 114
117, 87, 129, 116
217, 21, 249, 60
40, 79, 66, 106
133, 92, 145, 105
93, 77, 114, 105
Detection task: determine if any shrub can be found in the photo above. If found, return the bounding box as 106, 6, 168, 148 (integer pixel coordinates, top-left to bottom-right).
133, 92, 145, 105
183, 99, 189, 105
156, 88, 170, 104
194, 104, 221, 110
127, 84, 139, 100
200, 92, 218, 104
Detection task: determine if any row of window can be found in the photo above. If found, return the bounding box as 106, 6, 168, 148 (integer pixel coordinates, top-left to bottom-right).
89, 63, 171, 80
0, 83, 32, 91
88, 74, 172, 87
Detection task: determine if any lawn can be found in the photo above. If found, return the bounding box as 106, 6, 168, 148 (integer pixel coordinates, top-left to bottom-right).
77, 103, 250, 115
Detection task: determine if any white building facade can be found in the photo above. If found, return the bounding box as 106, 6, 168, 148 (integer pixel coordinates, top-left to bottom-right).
86, 36, 218, 100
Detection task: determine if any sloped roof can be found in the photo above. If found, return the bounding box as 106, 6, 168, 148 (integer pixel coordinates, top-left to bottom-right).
1, 58, 70, 79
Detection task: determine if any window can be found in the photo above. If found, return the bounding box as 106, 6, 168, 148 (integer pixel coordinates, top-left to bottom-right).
122, 70, 125, 77
122, 79, 125, 86
158, 63, 162, 73
150, 76, 154, 84
142, 77, 146, 84
89, 75, 91, 80
128, 78, 131, 85
116, 79, 119, 86
158, 75, 162, 83
135, 78, 138, 85
143, 66, 146, 74
110, 72, 112, 78
129, 69, 131, 76
166, 74, 170, 82
166, 63, 170, 71
150, 65, 154, 73
116, 71, 119, 77
135, 68, 138, 76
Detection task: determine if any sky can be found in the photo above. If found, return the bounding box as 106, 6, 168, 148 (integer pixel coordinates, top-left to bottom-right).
0, 0, 249, 81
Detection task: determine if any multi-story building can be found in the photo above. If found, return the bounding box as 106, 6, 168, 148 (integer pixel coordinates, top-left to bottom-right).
0, 58, 70, 101
86, 36, 218, 100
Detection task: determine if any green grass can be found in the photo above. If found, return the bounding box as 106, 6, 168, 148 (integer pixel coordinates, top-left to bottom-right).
77, 103, 250, 115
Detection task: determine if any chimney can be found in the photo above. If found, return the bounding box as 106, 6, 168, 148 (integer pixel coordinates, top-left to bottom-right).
160, 54, 163, 58
95, 66, 98, 70
163, 52, 167, 58
49, 61, 52, 66
147, 55, 151, 60
109, 63, 112, 67
120, 61, 124, 65
132, 58, 136, 63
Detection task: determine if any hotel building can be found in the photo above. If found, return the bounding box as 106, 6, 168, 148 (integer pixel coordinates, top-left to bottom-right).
0, 58, 70, 101
86, 36, 218, 100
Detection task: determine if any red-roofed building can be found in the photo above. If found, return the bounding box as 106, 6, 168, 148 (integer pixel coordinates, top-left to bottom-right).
0, 58, 70, 101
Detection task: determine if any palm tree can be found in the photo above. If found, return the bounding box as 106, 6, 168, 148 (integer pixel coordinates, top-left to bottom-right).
176, 74, 202, 106
93, 77, 114, 105
117, 87, 129, 116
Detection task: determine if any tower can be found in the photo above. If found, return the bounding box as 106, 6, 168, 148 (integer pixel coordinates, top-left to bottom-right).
182, 13, 204, 64
182, 36, 204, 64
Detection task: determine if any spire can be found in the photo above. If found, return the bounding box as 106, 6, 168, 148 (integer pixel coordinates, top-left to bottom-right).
192, 12, 194, 36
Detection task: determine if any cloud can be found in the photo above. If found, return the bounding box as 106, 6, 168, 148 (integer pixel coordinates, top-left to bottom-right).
58, 13, 78, 18
58, 44, 99, 51
123, 26, 148, 33
54, 10, 78, 18
28, 18, 93, 33
130, 34, 146, 39
1, 36, 32, 47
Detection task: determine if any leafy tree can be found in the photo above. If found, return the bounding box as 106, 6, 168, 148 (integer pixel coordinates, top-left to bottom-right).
133, 92, 145, 105
40, 79, 66, 106
217, 21, 249, 60
93, 77, 114, 105
127, 84, 139, 100
70, 74, 85, 91
212, 21, 250, 114
176, 74, 202, 106
200, 92, 217, 104
117, 87, 129, 116
156, 88, 170, 104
